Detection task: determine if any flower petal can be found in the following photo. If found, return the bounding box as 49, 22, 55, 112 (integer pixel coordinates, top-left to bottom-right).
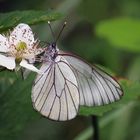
9, 23, 35, 49
20, 59, 43, 74
0, 34, 9, 52
0, 54, 15, 69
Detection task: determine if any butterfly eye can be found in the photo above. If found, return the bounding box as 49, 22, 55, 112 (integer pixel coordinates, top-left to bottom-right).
52, 43, 56, 49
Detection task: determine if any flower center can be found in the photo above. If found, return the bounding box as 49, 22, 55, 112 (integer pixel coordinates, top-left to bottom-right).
15, 41, 27, 62
16, 41, 27, 51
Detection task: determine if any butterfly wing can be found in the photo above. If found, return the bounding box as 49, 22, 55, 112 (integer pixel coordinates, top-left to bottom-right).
61, 53, 123, 106
32, 56, 79, 121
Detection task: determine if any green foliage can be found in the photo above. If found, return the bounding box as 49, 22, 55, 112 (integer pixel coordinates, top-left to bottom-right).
79, 0, 113, 23
0, 72, 39, 140
0, 10, 62, 32
96, 18, 140, 52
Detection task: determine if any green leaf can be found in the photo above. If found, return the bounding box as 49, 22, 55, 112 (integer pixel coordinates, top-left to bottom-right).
0, 10, 62, 32
96, 18, 140, 52
79, 105, 112, 116
79, 79, 140, 116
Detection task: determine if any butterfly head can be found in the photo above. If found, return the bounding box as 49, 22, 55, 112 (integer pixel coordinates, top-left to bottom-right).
42, 42, 58, 61
41, 21, 67, 61
51, 42, 56, 49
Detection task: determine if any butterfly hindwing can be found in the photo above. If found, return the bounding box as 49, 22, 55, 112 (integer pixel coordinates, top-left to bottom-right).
61, 53, 123, 106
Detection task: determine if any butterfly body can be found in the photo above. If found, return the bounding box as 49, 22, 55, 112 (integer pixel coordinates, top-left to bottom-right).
42, 43, 59, 62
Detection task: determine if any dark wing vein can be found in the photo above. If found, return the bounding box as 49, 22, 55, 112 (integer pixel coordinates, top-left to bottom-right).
66, 82, 78, 112
92, 70, 111, 104
34, 64, 52, 85
34, 66, 53, 103
93, 68, 122, 99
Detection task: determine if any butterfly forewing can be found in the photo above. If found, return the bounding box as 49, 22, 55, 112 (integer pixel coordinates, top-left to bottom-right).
32, 56, 79, 121
61, 53, 123, 106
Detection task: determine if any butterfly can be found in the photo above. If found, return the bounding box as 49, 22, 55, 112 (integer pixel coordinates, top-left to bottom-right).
32, 22, 123, 121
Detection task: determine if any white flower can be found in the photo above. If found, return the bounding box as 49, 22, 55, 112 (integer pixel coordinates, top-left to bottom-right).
0, 23, 43, 74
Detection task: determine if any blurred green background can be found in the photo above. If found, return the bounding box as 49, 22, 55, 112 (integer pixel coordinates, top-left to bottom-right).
0, 0, 140, 140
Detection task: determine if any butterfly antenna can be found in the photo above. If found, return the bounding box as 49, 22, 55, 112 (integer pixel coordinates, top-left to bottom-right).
48, 21, 55, 42
55, 22, 67, 43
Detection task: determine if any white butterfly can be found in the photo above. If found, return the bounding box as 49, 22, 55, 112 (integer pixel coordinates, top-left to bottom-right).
32, 22, 123, 121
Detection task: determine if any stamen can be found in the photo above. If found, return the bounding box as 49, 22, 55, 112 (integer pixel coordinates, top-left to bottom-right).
16, 41, 27, 51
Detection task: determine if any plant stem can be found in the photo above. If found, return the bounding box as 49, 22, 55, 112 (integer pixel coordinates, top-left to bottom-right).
92, 115, 99, 140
